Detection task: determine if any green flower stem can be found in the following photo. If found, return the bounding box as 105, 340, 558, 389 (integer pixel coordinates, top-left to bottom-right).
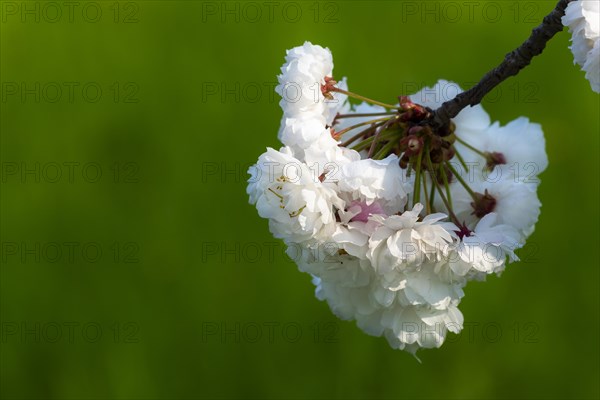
454, 149, 469, 172
432, 174, 460, 225
373, 139, 397, 160
352, 129, 397, 151
422, 171, 431, 214
429, 172, 437, 213
446, 161, 477, 201
335, 117, 390, 139
456, 136, 487, 158
413, 148, 424, 206
340, 122, 382, 147
331, 87, 399, 110
336, 112, 395, 119
440, 163, 452, 207
427, 153, 459, 224
367, 118, 397, 158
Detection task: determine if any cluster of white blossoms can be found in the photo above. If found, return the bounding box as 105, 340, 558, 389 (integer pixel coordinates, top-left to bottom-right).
247, 42, 547, 355
562, 0, 600, 93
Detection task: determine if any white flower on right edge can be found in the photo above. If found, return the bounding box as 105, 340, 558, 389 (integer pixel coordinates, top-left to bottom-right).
562, 0, 600, 92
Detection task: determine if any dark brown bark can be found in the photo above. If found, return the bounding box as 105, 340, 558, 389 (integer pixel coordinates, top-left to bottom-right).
430, 0, 574, 129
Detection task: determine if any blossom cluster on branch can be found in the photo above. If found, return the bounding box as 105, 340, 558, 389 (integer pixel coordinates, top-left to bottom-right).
247, 42, 548, 355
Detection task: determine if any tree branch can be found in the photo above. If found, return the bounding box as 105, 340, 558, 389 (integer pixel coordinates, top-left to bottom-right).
430, 0, 574, 129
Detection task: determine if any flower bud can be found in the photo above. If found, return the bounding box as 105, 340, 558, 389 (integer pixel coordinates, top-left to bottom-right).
443, 146, 456, 161
429, 148, 444, 164
429, 135, 443, 150
400, 135, 423, 157
407, 126, 424, 136
398, 96, 413, 110
398, 96, 430, 122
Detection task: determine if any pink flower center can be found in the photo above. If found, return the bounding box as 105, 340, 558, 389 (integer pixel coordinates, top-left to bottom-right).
349, 200, 385, 222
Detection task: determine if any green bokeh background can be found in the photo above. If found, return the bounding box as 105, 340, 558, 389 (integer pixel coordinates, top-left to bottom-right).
1, 1, 599, 399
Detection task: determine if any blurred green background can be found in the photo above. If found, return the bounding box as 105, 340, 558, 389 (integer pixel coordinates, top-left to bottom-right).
1, 1, 598, 399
